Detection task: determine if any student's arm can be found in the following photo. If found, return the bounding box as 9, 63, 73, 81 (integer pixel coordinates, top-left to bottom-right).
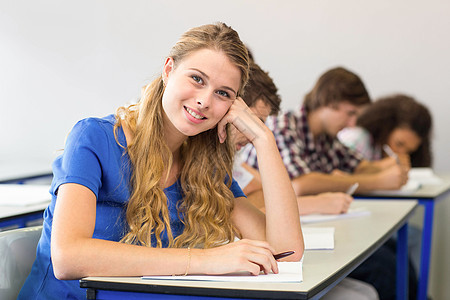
244, 189, 266, 212
297, 193, 353, 215
354, 158, 397, 174
51, 183, 281, 279
291, 164, 408, 196
219, 98, 304, 261
241, 163, 262, 195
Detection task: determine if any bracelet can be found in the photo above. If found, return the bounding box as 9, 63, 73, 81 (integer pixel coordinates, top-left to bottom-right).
183, 247, 191, 276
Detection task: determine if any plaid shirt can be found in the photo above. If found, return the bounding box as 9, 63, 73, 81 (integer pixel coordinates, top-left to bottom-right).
241, 106, 363, 179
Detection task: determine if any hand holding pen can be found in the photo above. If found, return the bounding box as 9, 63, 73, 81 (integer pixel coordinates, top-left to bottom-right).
383, 144, 400, 164
273, 251, 295, 260
346, 183, 359, 196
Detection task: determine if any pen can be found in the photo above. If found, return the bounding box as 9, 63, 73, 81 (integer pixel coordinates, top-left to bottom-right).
273, 251, 295, 260
383, 144, 399, 164
346, 182, 359, 195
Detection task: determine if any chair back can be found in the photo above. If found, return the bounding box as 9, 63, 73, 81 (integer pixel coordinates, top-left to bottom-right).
0, 226, 42, 300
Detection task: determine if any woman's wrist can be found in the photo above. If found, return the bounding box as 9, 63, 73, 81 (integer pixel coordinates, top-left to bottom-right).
251, 127, 275, 149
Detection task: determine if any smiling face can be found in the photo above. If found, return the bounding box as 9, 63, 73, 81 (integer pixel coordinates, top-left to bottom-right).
161, 48, 241, 142
387, 127, 422, 155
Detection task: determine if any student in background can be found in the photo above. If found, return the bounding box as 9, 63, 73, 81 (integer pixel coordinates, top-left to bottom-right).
232, 60, 378, 299
242, 66, 409, 196
338, 93, 433, 275
235, 62, 353, 215
242, 66, 417, 299
19, 23, 303, 300
338, 94, 432, 168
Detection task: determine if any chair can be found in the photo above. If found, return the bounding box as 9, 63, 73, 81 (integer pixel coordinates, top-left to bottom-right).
0, 226, 42, 300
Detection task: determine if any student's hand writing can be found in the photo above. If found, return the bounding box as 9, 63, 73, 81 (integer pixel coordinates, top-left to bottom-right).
309, 192, 353, 214
378, 164, 409, 190
198, 239, 278, 276
217, 97, 269, 146
397, 153, 411, 171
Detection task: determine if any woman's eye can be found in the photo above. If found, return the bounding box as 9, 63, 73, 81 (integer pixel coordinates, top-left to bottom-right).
192, 75, 203, 84
216, 90, 229, 98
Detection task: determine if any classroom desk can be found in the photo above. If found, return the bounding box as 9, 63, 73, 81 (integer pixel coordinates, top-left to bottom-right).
0, 184, 51, 229
80, 200, 417, 300
0, 159, 52, 183
0, 202, 49, 229
355, 175, 450, 300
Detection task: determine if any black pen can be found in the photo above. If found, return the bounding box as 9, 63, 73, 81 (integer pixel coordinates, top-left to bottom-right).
273, 251, 295, 260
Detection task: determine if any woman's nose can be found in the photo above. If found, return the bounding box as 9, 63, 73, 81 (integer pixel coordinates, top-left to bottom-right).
196, 91, 213, 109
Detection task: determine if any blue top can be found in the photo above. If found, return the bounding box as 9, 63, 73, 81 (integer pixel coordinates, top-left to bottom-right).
18, 114, 245, 300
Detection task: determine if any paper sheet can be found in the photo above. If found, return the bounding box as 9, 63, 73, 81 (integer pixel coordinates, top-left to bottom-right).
303, 227, 335, 250
142, 261, 303, 282
408, 168, 443, 185
300, 207, 371, 224
0, 184, 51, 206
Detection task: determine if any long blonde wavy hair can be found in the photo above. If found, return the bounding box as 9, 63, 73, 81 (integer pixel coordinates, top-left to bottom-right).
115, 23, 249, 249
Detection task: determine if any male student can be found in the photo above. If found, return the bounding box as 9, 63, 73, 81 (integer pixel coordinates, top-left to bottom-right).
232, 61, 379, 300
234, 62, 354, 215
242, 66, 409, 197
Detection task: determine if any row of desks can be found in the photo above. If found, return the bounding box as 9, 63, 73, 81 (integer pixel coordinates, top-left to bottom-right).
80, 200, 417, 300
1, 169, 449, 299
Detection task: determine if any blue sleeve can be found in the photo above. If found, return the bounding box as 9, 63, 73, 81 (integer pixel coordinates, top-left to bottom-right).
51, 118, 110, 199
230, 177, 246, 198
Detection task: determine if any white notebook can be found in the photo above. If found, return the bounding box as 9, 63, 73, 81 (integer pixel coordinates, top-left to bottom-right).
303, 227, 335, 250
142, 261, 303, 283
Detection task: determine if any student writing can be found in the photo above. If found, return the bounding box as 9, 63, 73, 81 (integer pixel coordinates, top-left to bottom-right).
243, 66, 409, 196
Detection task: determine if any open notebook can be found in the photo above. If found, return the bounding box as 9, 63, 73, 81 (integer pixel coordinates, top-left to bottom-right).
142, 261, 303, 283
0, 184, 51, 206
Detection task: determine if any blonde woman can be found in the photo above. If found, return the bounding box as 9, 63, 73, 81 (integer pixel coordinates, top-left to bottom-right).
19, 23, 303, 299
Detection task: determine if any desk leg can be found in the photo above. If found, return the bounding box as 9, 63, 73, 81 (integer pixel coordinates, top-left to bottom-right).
417, 199, 434, 300
397, 223, 408, 300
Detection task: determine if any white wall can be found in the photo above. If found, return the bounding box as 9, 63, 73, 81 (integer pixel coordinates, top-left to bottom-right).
1, 0, 449, 298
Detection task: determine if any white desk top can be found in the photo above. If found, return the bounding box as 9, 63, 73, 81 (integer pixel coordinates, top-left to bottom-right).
81, 200, 418, 299
0, 185, 51, 221
0, 159, 52, 182
0, 202, 50, 220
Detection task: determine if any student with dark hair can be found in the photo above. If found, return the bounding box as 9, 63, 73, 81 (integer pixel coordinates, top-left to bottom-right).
338, 93, 433, 275
339, 94, 432, 167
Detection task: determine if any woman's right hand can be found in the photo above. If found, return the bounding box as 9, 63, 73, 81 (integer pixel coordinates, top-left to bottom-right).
195, 239, 279, 276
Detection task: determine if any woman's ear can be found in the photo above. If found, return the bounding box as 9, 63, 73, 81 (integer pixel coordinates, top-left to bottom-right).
162, 57, 175, 84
